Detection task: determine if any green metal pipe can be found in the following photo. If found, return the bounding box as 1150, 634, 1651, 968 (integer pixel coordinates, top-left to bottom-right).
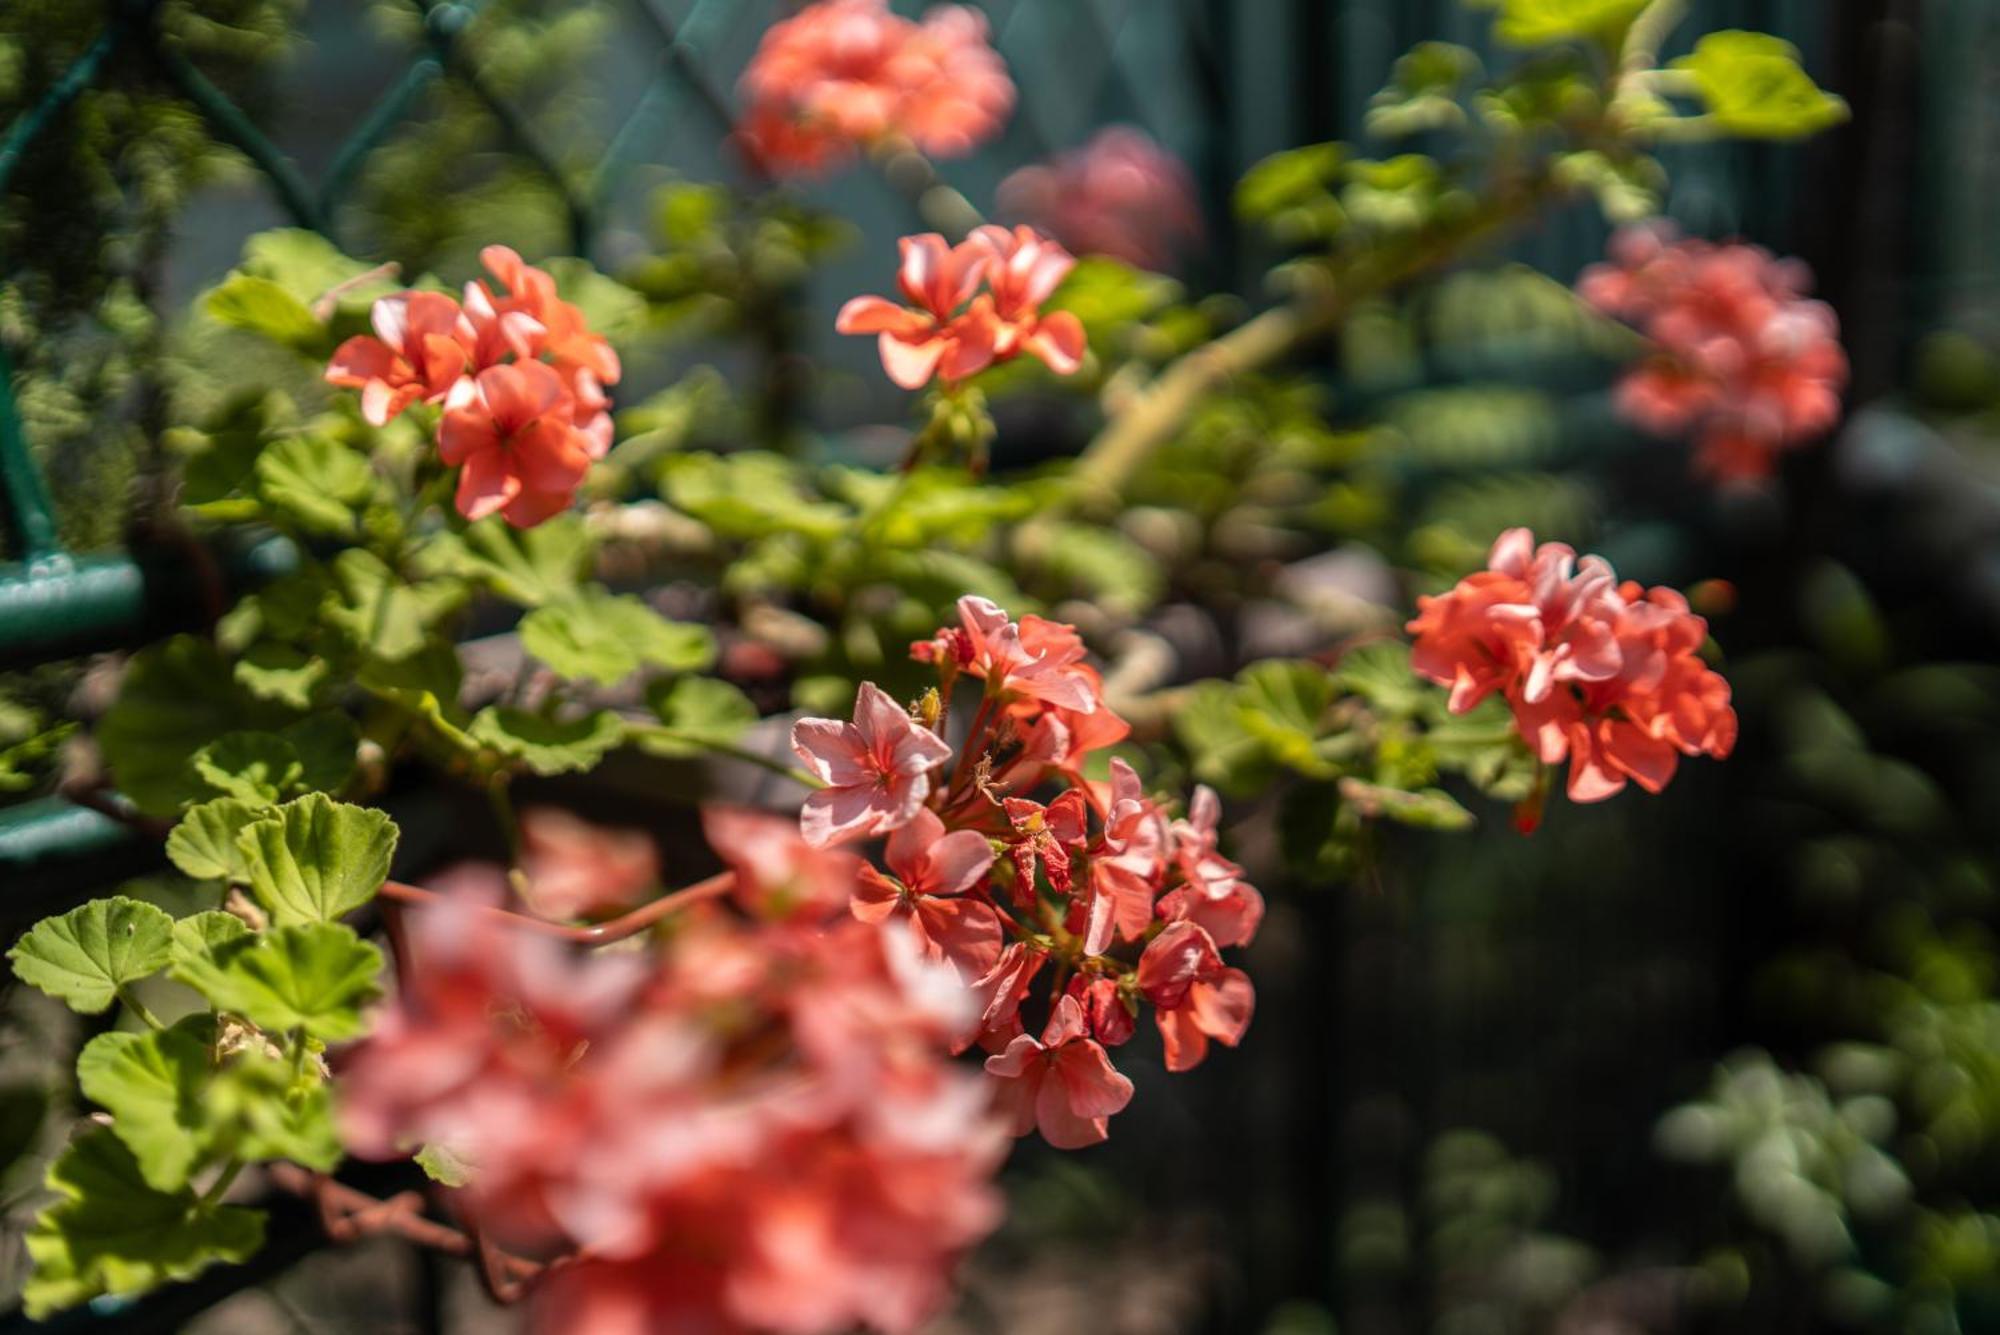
0, 532, 297, 669
0, 349, 61, 561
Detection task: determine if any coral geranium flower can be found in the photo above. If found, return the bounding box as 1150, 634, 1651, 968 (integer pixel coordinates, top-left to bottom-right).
966, 224, 1087, 376
791, 681, 953, 847
437, 361, 593, 527
836, 233, 999, 389
324, 290, 471, 426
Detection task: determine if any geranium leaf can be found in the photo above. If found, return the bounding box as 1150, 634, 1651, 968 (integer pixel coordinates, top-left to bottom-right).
415, 513, 591, 607
8, 897, 176, 1014
172, 922, 382, 1042
1674, 31, 1848, 140
166, 800, 266, 883
75, 1017, 217, 1192
640, 676, 758, 758
235, 793, 398, 925
203, 273, 324, 354
192, 732, 305, 806
323, 549, 466, 664
209, 1054, 341, 1172
22, 1128, 265, 1319
98, 636, 296, 816
172, 912, 251, 973
254, 435, 376, 537
519, 590, 716, 684
469, 706, 626, 776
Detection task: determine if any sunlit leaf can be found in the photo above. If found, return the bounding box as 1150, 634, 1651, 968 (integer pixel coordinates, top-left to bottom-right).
8, 897, 176, 1015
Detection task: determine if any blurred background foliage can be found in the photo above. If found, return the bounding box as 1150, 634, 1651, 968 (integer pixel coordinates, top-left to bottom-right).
4, 0, 2000, 1332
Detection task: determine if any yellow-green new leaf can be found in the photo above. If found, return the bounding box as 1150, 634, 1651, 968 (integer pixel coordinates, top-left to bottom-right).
1674, 31, 1848, 140
520, 590, 717, 684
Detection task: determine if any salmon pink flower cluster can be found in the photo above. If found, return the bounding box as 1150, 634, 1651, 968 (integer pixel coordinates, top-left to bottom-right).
738, 0, 1013, 175
998, 125, 1204, 273
324, 246, 621, 527
789, 596, 1262, 1149
1578, 223, 1847, 483
1408, 528, 1738, 811
837, 227, 1088, 390
340, 851, 1007, 1335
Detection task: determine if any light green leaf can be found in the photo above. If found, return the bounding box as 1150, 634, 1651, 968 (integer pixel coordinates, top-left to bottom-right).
235, 793, 398, 925
75, 1017, 217, 1192
520, 590, 716, 684
1332, 641, 1432, 717
193, 733, 305, 805
415, 513, 591, 607
239, 228, 395, 309
167, 800, 266, 882
1237, 660, 1341, 779
323, 549, 467, 664
1367, 41, 1480, 137
1237, 143, 1345, 220
543, 257, 648, 341
22, 1128, 265, 1320
1554, 149, 1665, 222
1674, 31, 1848, 140
254, 435, 376, 536
469, 706, 625, 776
658, 452, 851, 541
209, 1054, 341, 1172
414, 1142, 472, 1188
1472, 0, 1647, 46
99, 637, 296, 816
172, 912, 251, 973
234, 641, 328, 710
203, 274, 323, 353
641, 676, 758, 758
1337, 777, 1477, 831
9, 897, 176, 1014
1174, 680, 1279, 799
172, 922, 383, 1042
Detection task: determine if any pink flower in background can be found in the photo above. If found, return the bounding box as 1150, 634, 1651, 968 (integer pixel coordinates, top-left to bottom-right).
738, 0, 1013, 175
967, 224, 1088, 376
1137, 921, 1255, 1072
983, 995, 1135, 1148
703, 805, 862, 922
517, 806, 659, 922
324, 291, 470, 425
791, 681, 953, 846
1408, 527, 1738, 806
998, 125, 1203, 272
1579, 223, 1847, 483
437, 361, 594, 527
345, 878, 1007, 1335
852, 807, 1003, 976
836, 232, 999, 389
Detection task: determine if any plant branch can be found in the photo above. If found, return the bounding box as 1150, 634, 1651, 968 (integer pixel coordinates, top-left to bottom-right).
378, 870, 735, 945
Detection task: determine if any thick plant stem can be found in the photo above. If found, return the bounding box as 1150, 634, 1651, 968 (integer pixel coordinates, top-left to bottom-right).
1038, 174, 1564, 537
